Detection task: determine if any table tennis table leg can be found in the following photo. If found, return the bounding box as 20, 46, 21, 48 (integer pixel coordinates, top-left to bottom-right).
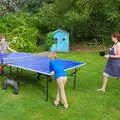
16, 68, 19, 76
36, 73, 49, 101
20, 69, 23, 75
9, 66, 12, 75
37, 73, 41, 80
0, 58, 3, 75
73, 68, 77, 89
46, 76, 49, 101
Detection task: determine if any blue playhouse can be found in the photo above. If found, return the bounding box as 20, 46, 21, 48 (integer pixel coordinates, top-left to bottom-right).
50, 29, 69, 52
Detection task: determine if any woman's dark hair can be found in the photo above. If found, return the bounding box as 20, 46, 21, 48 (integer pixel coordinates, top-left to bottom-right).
112, 32, 120, 41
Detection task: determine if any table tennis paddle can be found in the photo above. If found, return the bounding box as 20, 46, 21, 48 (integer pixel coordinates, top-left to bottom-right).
99, 51, 105, 56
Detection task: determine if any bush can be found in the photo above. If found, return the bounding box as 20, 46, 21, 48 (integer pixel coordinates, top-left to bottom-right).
44, 32, 55, 50
8, 26, 39, 52
0, 13, 39, 52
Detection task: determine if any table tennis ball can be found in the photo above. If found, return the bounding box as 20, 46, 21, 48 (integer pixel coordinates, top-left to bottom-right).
13, 40, 16, 43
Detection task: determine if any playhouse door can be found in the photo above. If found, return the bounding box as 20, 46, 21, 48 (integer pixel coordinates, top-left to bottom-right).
57, 37, 68, 51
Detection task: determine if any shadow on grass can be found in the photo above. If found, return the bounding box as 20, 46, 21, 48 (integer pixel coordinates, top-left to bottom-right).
2, 68, 54, 101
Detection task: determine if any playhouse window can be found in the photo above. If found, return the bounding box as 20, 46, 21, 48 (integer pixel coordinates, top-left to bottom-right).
62, 38, 65, 41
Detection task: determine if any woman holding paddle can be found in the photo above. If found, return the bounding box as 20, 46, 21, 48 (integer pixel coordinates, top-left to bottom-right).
97, 32, 120, 92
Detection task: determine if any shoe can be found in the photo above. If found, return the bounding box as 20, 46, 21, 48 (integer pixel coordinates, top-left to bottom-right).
97, 88, 106, 92
64, 104, 68, 109
117, 78, 120, 80
53, 100, 59, 106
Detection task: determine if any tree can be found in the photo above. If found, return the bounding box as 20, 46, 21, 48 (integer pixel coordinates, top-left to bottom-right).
0, 0, 44, 13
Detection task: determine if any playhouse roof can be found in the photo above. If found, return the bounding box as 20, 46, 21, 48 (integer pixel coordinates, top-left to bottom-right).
53, 29, 69, 35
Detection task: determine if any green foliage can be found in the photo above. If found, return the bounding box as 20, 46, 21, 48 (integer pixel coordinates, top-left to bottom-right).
0, 5, 7, 12
9, 26, 38, 52
0, 4, 8, 17
44, 32, 55, 50
87, 0, 120, 43
18, 0, 120, 44
63, 10, 89, 42
0, 13, 39, 52
0, 0, 120, 49
0, 0, 44, 13
34, 4, 59, 32
0, 13, 35, 33
17, 0, 44, 13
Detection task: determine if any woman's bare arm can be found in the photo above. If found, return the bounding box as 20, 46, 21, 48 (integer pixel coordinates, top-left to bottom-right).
7, 46, 16, 52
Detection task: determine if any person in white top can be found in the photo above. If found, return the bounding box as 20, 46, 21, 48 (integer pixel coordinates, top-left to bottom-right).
0, 33, 16, 72
0, 34, 16, 54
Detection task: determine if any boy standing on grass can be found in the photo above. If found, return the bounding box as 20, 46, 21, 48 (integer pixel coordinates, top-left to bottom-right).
48, 52, 68, 109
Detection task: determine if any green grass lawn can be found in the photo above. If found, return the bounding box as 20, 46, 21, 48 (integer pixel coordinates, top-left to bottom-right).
0, 52, 120, 120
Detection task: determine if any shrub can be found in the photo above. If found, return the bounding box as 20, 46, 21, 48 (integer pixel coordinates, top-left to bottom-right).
0, 13, 39, 52
44, 32, 55, 50
8, 26, 39, 52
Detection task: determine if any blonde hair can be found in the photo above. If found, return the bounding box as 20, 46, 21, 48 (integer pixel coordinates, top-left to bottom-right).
48, 52, 57, 59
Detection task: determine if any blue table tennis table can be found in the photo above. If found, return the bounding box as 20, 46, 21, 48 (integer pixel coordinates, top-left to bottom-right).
0, 52, 86, 101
